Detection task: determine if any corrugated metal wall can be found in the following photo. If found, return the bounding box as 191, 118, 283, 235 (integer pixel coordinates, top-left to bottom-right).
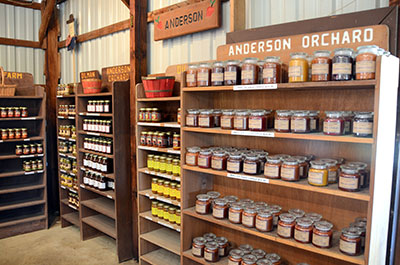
0, 2, 44, 84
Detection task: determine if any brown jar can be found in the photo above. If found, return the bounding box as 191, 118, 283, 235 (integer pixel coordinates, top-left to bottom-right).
249, 110, 267, 131
265, 253, 281, 265
264, 156, 281, 179
243, 154, 261, 175
221, 109, 235, 130
350, 221, 367, 249
241, 58, 259, 85
294, 217, 314, 244
242, 254, 258, 265
192, 237, 207, 257
340, 227, 362, 256
242, 206, 258, 228
267, 205, 282, 226
311, 50, 332, 81
211, 151, 227, 171
204, 242, 219, 262
186, 109, 199, 127
312, 221, 333, 248
234, 110, 250, 130
216, 236, 229, 257
355, 45, 379, 80
255, 209, 273, 232
227, 152, 243, 173
199, 109, 214, 128
263, 56, 281, 84
281, 158, 300, 181
339, 165, 361, 192
277, 213, 296, 238
196, 194, 211, 215
186, 64, 198, 87
291, 111, 310, 133
348, 162, 368, 188
186, 146, 200, 166
224, 60, 241, 85
197, 63, 211, 87
211, 61, 224, 86
213, 109, 222, 127
212, 198, 228, 219
275, 110, 292, 133
229, 202, 243, 224
292, 156, 308, 179
228, 249, 244, 265
198, 149, 212, 168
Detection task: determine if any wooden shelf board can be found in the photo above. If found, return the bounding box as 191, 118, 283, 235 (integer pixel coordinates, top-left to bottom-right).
0, 199, 45, 212
184, 208, 365, 265
183, 250, 228, 264
0, 153, 44, 161
182, 127, 374, 144
77, 130, 114, 138
140, 228, 181, 255
80, 184, 115, 200
0, 116, 44, 121
57, 136, 76, 142
62, 212, 80, 227
141, 248, 180, 265
0, 136, 43, 144
139, 189, 181, 207
60, 185, 78, 194
139, 211, 181, 233
57, 115, 76, 120
137, 96, 181, 102
137, 122, 181, 128
0, 214, 45, 228
183, 165, 370, 201
77, 92, 113, 97
82, 214, 116, 239
0, 96, 43, 99
56, 95, 75, 98
0, 183, 45, 195
59, 152, 77, 159
78, 112, 113, 117
138, 146, 181, 155
138, 168, 181, 182
0, 170, 44, 179
61, 199, 79, 211
79, 167, 114, 180
60, 169, 77, 177
78, 149, 113, 158
81, 197, 115, 219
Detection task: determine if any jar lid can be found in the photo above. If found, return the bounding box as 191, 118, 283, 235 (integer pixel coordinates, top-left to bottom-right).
239, 244, 254, 254
313, 50, 331, 57
355, 217, 367, 224
350, 222, 367, 231
310, 160, 327, 169
296, 217, 314, 227
236, 110, 250, 116
276, 110, 292, 117
206, 191, 221, 199
325, 111, 343, 118
255, 201, 268, 208
314, 220, 333, 231
319, 158, 337, 167
229, 152, 243, 159
205, 241, 219, 250
216, 236, 228, 245
291, 156, 307, 163
212, 109, 222, 114
293, 111, 309, 117
244, 206, 258, 214
266, 155, 281, 164
187, 109, 200, 114
340, 164, 360, 174
188, 64, 198, 69
148, 154, 154, 158
347, 162, 367, 169
243, 57, 259, 64
279, 213, 296, 223
282, 158, 299, 166
265, 253, 281, 263
213, 61, 224, 67
230, 202, 243, 210
250, 110, 266, 116
257, 209, 272, 218
200, 109, 213, 115
251, 249, 266, 259
256, 259, 273, 265
304, 212, 323, 222
334, 48, 354, 56
245, 154, 259, 161
173, 133, 180, 137
288, 208, 305, 218
200, 150, 212, 155
224, 195, 238, 203
239, 198, 254, 204
342, 227, 362, 238
242, 254, 258, 263
196, 194, 210, 201
354, 112, 374, 119
203, 232, 217, 241
290, 52, 307, 59
229, 249, 245, 259
222, 109, 235, 115
264, 56, 280, 63
213, 150, 227, 157
199, 62, 211, 68
266, 204, 282, 213
356, 45, 379, 55
187, 146, 201, 153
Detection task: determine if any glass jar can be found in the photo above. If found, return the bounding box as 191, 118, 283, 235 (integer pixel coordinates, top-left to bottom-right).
151, 108, 161, 122
339, 165, 361, 192
332, 48, 354, 81
308, 161, 328, 187
312, 221, 333, 248
192, 237, 207, 257
242, 254, 258, 265
197, 63, 211, 87
147, 154, 154, 170
204, 242, 219, 262
234, 110, 249, 131
263, 56, 281, 84
275, 110, 292, 133
229, 202, 243, 224
249, 110, 267, 131
158, 133, 168, 148
196, 194, 211, 214
350, 221, 367, 249
211, 151, 228, 171
144, 108, 152, 122
243, 154, 261, 175
15, 145, 23, 155
8, 129, 14, 139
172, 160, 180, 177
186, 109, 199, 127
348, 162, 368, 188
323, 111, 344, 135
216, 236, 229, 257
227, 152, 243, 173
186, 146, 200, 166
186, 64, 198, 87
14, 107, 21, 118
199, 109, 214, 128
264, 155, 281, 179
288, 208, 305, 219
238, 244, 253, 255
291, 111, 310, 133
198, 150, 212, 168
160, 157, 167, 174
255, 209, 273, 232
151, 178, 158, 193
353, 112, 373, 137
281, 158, 300, 181
151, 201, 158, 216
311, 50, 331, 81
213, 198, 228, 219
211, 61, 225, 86
265, 253, 281, 265
294, 217, 314, 244
169, 207, 176, 224
228, 249, 244, 265
277, 213, 296, 238
173, 133, 180, 150
308, 111, 320, 132
140, 131, 147, 146
224, 60, 241, 85
213, 109, 222, 127
241, 58, 259, 85
355, 45, 379, 80
23, 145, 30, 155
241, 206, 258, 228
221, 110, 235, 130
320, 158, 339, 184
266, 205, 282, 227
289, 52, 308, 83
177, 108, 181, 125
340, 227, 362, 256
176, 209, 181, 225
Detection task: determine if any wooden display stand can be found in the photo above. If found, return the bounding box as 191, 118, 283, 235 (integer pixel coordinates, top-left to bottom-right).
0, 78, 48, 239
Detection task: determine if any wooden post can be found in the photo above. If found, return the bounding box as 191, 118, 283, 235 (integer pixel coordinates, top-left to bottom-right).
130, 0, 147, 259
230, 0, 245, 32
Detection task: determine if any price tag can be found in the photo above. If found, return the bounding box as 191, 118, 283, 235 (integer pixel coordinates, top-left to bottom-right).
176, 228, 181, 232
69, 205, 77, 210
80, 184, 85, 188
20, 155, 33, 158
79, 113, 84, 115
58, 116, 64, 119
231, 130, 275, 137
37, 170, 44, 174
87, 132, 100, 136
68, 117, 75, 120
24, 138, 31, 141
233, 84, 277, 91
88, 113, 100, 117
61, 185, 66, 189
227, 173, 270, 183
144, 170, 150, 174
167, 149, 180, 154
0, 140, 3, 143
25, 172, 34, 175
21, 117, 36, 120
107, 195, 113, 199
69, 189, 77, 194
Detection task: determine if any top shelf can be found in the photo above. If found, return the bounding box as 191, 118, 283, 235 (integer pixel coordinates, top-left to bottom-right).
137, 96, 181, 102
77, 92, 112, 97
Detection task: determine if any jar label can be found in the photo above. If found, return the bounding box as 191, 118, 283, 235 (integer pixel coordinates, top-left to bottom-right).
229, 211, 241, 223
292, 119, 307, 131
213, 207, 225, 219
204, 251, 214, 262
212, 159, 223, 170
256, 218, 270, 231
275, 119, 289, 130
242, 214, 255, 227
228, 260, 240, 265
277, 224, 291, 237
221, 118, 232, 129
263, 68, 275, 79
242, 70, 255, 80
288, 65, 302, 77
353, 121, 373, 134
196, 203, 207, 214
312, 63, 329, 75
99, 182, 106, 189
295, 229, 310, 242
356, 61, 376, 74
249, 119, 262, 130
333, 63, 352, 75
198, 72, 209, 82
310, 119, 317, 130
273, 215, 279, 226
218, 248, 226, 257
244, 163, 257, 174
212, 72, 224, 82
198, 157, 209, 168
224, 71, 237, 81
323, 121, 341, 134
328, 170, 337, 183
299, 165, 305, 177
339, 176, 359, 190
186, 154, 196, 166
234, 118, 246, 130
199, 117, 211, 127
308, 171, 325, 185
340, 239, 357, 254
281, 167, 295, 180
187, 74, 196, 83
264, 165, 279, 178
312, 234, 330, 247
186, 116, 195, 126
227, 161, 240, 173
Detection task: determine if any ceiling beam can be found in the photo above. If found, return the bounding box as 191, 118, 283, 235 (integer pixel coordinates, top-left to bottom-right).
39, 0, 56, 46
0, 37, 41, 49
0, 0, 41, 10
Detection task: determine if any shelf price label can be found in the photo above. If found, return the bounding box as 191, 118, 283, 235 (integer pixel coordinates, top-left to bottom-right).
233, 84, 277, 91
21, 117, 36, 120
231, 130, 275, 137
227, 173, 270, 184
107, 195, 113, 199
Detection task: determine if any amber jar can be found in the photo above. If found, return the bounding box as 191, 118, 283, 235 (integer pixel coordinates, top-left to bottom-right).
186, 64, 198, 87
332, 48, 354, 81
227, 152, 243, 173
262, 56, 281, 84
221, 109, 235, 130
241, 58, 259, 85
275, 110, 292, 132
224, 60, 241, 85
213, 109, 222, 127
291, 156, 307, 179
228, 249, 245, 265
212, 198, 228, 219
353, 112, 373, 137
291, 111, 311, 133
311, 50, 331, 81
199, 109, 214, 128
294, 217, 314, 244
186, 109, 199, 127
277, 213, 296, 238
249, 110, 267, 131
198, 149, 212, 168
340, 227, 362, 256
242, 206, 258, 228
186, 147, 200, 166
321, 158, 339, 184
264, 155, 281, 179
228, 202, 243, 224
339, 165, 361, 192
140, 131, 147, 146
158, 132, 168, 148
265, 205, 281, 227
289, 52, 308, 83
308, 161, 328, 187
308, 111, 320, 132
192, 237, 207, 257
196, 194, 211, 214
350, 221, 366, 249
323, 111, 344, 135
355, 45, 379, 80
255, 209, 273, 232
312, 221, 333, 248
251, 249, 266, 260
204, 242, 220, 262
211, 61, 225, 86
243, 154, 261, 175
348, 162, 368, 188
281, 158, 300, 181
234, 110, 250, 131
216, 236, 229, 257
242, 254, 258, 265
211, 151, 228, 171
197, 63, 212, 87
305, 212, 322, 223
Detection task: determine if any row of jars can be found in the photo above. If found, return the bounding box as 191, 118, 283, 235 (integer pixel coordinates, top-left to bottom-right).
83, 170, 114, 191
186, 45, 385, 87
0, 107, 28, 118
15, 143, 43, 156
86, 100, 111, 113
23, 159, 44, 172
59, 125, 76, 138
59, 141, 76, 155
57, 84, 75, 96
83, 137, 113, 154
58, 105, 75, 116
83, 153, 112, 173
138, 108, 162, 122
147, 154, 181, 177
60, 157, 77, 174
82, 119, 112, 133
61, 173, 78, 191
140, 131, 181, 150
150, 201, 181, 226
1, 128, 28, 140
151, 177, 181, 201
68, 191, 79, 209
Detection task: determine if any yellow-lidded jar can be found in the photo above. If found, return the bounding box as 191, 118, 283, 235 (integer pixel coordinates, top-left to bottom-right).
166, 157, 173, 175
153, 156, 160, 172
164, 181, 170, 198
151, 201, 158, 216
151, 178, 158, 193
147, 154, 154, 170
308, 161, 328, 187
176, 184, 181, 201
157, 179, 164, 196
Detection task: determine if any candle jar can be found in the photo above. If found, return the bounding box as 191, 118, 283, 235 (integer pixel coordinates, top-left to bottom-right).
323, 111, 344, 135
263, 56, 281, 84
227, 152, 243, 173
339, 165, 361, 192
308, 161, 328, 187
229, 202, 243, 224
211, 61, 225, 86
249, 110, 267, 131
197, 63, 212, 87
332, 48, 354, 81
234, 110, 250, 131
242, 254, 258, 265
294, 217, 314, 244
196, 194, 211, 214
211, 151, 228, 171
213, 198, 229, 219
340, 227, 362, 256
228, 249, 244, 265
241, 58, 259, 85
198, 149, 212, 168
221, 109, 235, 130
192, 237, 207, 257
277, 213, 296, 238
353, 112, 373, 137
186, 64, 198, 87
224, 60, 241, 85
199, 109, 214, 128
312, 221, 333, 248
289, 52, 308, 83
275, 110, 292, 133
311, 50, 332, 81
204, 242, 220, 262
355, 45, 379, 80
186, 146, 200, 166
216, 236, 229, 257
186, 109, 199, 127
281, 158, 300, 182
255, 209, 273, 232
291, 111, 311, 133
242, 206, 258, 228
243, 154, 261, 175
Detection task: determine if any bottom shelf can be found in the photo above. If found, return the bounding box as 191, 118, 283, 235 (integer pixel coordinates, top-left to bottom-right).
62, 212, 80, 227
141, 248, 180, 265
140, 228, 180, 255
183, 250, 228, 265
82, 214, 116, 239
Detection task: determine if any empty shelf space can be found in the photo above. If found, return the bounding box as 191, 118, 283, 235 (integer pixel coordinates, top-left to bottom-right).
81, 197, 115, 219
62, 212, 80, 227
141, 249, 180, 265
140, 228, 180, 255
82, 214, 116, 239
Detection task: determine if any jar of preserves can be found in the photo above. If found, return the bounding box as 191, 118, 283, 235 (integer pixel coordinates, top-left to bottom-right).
104, 100, 110, 113
308, 111, 320, 132
192, 237, 207, 257
7, 107, 14, 118
163, 205, 170, 220
30, 144, 36, 154
140, 131, 147, 146
320, 158, 339, 184
277, 213, 296, 238
266, 205, 282, 226
342, 111, 354, 135
355, 45, 379, 80
212, 198, 228, 219
211, 61, 224, 86
339, 165, 361, 192
249, 110, 267, 131
151, 201, 158, 216
216, 236, 229, 257
239, 244, 254, 255
1, 129, 7, 140
229, 202, 243, 224
199, 109, 214, 128
256, 259, 273, 265
197, 63, 211, 87
224, 195, 238, 204
227, 152, 243, 173
8, 129, 14, 139
186, 109, 199, 127
153, 156, 160, 172
198, 149, 212, 168
177, 108, 181, 125
186, 64, 198, 87
23, 145, 30, 155
241, 58, 259, 85
224, 60, 241, 85
186, 146, 200, 166
305, 212, 323, 223
289, 52, 308, 83
175, 209, 181, 225
234, 110, 249, 131
243, 154, 261, 175
169, 207, 176, 223
14, 107, 21, 118
275, 110, 292, 132
144, 108, 152, 122
172, 133, 180, 150
255, 209, 273, 232
264, 155, 281, 179
311, 50, 331, 81
160, 157, 167, 174
242, 206, 258, 228
294, 217, 314, 244
291, 111, 310, 133
323, 111, 344, 135
350, 221, 367, 249
221, 109, 235, 130
172, 160, 180, 177
151, 178, 158, 193
308, 161, 328, 187
147, 154, 154, 170
263, 56, 281, 84
196, 194, 211, 214
228, 249, 244, 265
15, 145, 23, 155
340, 227, 362, 256
281, 158, 300, 181
348, 161, 368, 188
204, 242, 219, 262
156, 203, 164, 218
151, 108, 161, 122
158, 133, 169, 148
353, 112, 373, 137
312, 221, 333, 248
242, 254, 258, 265
15, 129, 21, 140
332, 48, 354, 81
213, 109, 222, 127
265, 253, 281, 265
211, 151, 227, 171
0, 108, 6, 118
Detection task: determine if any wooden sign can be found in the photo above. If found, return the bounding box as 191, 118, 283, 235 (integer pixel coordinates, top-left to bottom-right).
80, 70, 100, 82
154, 0, 220, 41
102, 64, 130, 83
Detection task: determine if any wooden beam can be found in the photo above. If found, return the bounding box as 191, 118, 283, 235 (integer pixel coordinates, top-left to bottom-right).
39, 0, 56, 46
0, 0, 41, 10
230, 0, 245, 32
390, 0, 400, 6
58, 19, 130, 49
121, 0, 129, 8
0, 37, 42, 49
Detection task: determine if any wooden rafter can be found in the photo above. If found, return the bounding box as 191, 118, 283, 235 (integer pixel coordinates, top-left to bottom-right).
0, 37, 41, 49
0, 0, 41, 10
39, 0, 56, 46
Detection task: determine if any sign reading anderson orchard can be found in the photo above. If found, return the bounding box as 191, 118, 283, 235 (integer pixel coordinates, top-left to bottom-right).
154, 0, 220, 41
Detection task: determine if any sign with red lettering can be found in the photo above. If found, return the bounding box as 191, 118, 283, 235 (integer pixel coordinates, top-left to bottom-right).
154, 0, 221, 41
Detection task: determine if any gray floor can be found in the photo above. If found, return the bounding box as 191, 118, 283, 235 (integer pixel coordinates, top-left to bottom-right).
0, 221, 138, 265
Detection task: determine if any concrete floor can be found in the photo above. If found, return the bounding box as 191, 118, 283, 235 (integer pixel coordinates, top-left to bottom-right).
0, 221, 138, 265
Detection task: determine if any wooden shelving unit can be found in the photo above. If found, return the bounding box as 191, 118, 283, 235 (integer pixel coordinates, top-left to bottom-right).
136, 77, 182, 264
0, 86, 47, 239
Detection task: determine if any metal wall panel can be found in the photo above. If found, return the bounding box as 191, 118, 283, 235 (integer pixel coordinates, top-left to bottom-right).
0, 3, 44, 84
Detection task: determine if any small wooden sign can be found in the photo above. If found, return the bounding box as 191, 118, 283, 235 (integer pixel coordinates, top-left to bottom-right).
154, 0, 220, 41
102, 64, 130, 83
80, 70, 100, 82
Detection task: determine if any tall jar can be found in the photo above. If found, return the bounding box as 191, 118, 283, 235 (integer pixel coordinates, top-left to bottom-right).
192, 237, 207, 257
241, 58, 259, 85
213, 109, 222, 127
332, 48, 354, 81
216, 236, 229, 257
308, 161, 328, 187
311, 50, 332, 81
312, 221, 333, 248
274, 110, 292, 133
186, 64, 198, 87
204, 242, 220, 262
277, 213, 296, 238
242, 206, 258, 228
308, 111, 320, 132
294, 217, 314, 244
221, 109, 235, 130
289, 52, 308, 83
263, 56, 281, 84
211, 61, 225, 86
224, 60, 241, 85
197, 63, 212, 87
355, 45, 379, 80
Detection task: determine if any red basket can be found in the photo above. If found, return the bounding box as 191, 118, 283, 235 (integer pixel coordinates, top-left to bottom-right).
142, 76, 175, 98
82, 78, 102, 94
